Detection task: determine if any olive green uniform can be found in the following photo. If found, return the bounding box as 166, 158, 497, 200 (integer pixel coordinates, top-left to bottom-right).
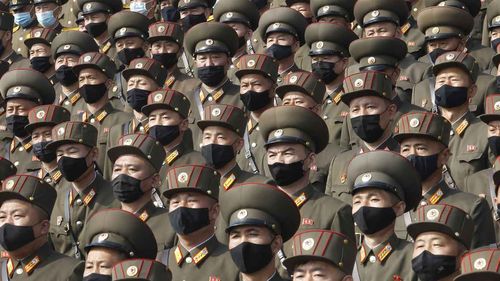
11, 21, 38, 58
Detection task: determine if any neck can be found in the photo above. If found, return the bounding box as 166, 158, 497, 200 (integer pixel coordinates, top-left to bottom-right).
164, 134, 183, 152
241, 263, 276, 281
279, 175, 309, 196
364, 129, 392, 151
177, 226, 214, 250
218, 160, 237, 176
250, 104, 273, 121
86, 96, 108, 114
72, 169, 96, 192
0, 44, 13, 60
422, 169, 443, 194
203, 77, 228, 92
9, 237, 47, 261
44, 67, 55, 79
95, 33, 110, 45
121, 194, 151, 213
440, 106, 468, 123
41, 161, 57, 172
325, 74, 344, 93
61, 83, 78, 95
277, 56, 294, 74
363, 223, 395, 249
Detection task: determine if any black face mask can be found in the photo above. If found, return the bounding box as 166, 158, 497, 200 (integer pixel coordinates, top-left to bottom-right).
83, 273, 112, 281
492, 38, 500, 51
351, 114, 385, 143
80, 83, 107, 104
118, 48, 145, 66
412, 251, 457, 281
434, 84, 468, 108
269, 161, 305, 186
127, 88, 150, 112
30, 56, 52, 73
428, 48, 446, 64
311, 61, 338, 84
33, 141, 56, 163
58, 154, 90, 182
6, 115, 30, 138
353, 206, 396, 235
230, 241, 274, 274
240, 90, 272, 111
181, 13, 206, 32
112, 174, 145, 203
168, 207, 210, 235
55, 65, 78, 87
201, 144, 235, 169
85, 22, 107, 38
152, 53, 178, 69
0, 223, 37, 251
197, 65, 226, 87
161, 6, 180, 22
148, 125, 180, 146
407, 154, 439, 181
266, 44, 293, 60
250, 0, 267, 9
488, 136, 500, 157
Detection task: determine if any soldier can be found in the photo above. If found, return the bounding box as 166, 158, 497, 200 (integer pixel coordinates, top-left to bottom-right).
395, 111, 496, 248
0, 10, 30, 70
347, 150, 420, 281
82, 209, 157, 279
111, 259, 172, 281
259, 105, 355, 266
24, 27, 58, 83
25, 104, 70, 188
310, 0, 353, 26
487, 0, 500, 57
72, 52, 133, 169
408, 204, 474, 281
33, 0, 67, 31
0, 174, 84, 280
50, 30, 99, 115
9, 0, 38, 57
177, 0, 213, 32
283, 230, 356, 281
158, 0, 179, 22
77, 0, 122, 57
46, 121, 120, 259
258, 7, 307, 85
159, 164, 240, 280
455, 246, 500, 280
107, 133, 176, 250
0, 69, 55, 173
0, 157, 16, 184
220, 183, 300, 280
129, 0, 158, 21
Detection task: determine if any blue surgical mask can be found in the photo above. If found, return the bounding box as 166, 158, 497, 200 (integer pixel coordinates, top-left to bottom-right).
36, 10, 57, 28
14, 12, 34, 28
130, 1, 148, 16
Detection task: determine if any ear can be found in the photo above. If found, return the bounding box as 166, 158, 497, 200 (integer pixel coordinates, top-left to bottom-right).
305, 152, 317, 172
90, 147, 99, 162
393, 200, 406, 216
150, 173, 161, 189
105, 79, 114, 89
209, 202, 220, 222
292, 39, 300, 52
234, 137, 244, 154
142, 42, 150, 53
468, 84, 477, 99
179, 118, 189, 131
39, 219, 50, 235
438, 147, 451, 165
395, 27, 403, 38
204, 8, 211, 18
271, 235, 283, 255
342, 275, 354, 281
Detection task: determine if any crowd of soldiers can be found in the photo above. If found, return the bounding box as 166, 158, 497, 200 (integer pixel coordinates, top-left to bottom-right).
0, 0, 499, 280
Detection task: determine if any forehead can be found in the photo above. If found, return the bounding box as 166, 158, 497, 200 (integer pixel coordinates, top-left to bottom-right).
266, 32, 294, 40
349, 95, 386, 106
128, 74, 154, 82
79, 68, 104, 77
229, 224, 272, 234
436, 66, 469, 79
149, 108, 179, 117
32, 126, 54, 134
87, 247, 123, 260
203, 125, 235, 136
267, 142, 306, 153
0, 199, 32, 211
169, 191, 211, 201
295, 259, 336, 271
488, 120, 500, 126
6, 98, 38, 108
416, 231, 456, 243
31, 43, 50, 51
364, 21, 397, 30
114, 154, 148, 166
57, 143, 90, 151
240, 73, 267, 82
57, 53, 79, 60
400, 136, 436, 146
353, 187, 391, 198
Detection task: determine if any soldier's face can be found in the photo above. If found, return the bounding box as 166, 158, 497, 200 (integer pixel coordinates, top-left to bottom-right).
266, 143, 315, 171
352, 188, 400, 213
115, 37, 145, 53
127, 75, 159, 92
56, 143, 95, 165
6, 99, 38, 117
179, 6, 209, 19
363, 22, 400, 38
292, 260, 351, 281
311, 55, 348, 74
490, 28, 500, 53
348, 96, 396, 129
31, 126, 53, 144
168, 192, 219, 223
29, 43, 51, 59
195, 52, 230, 68
266, 33, 299, 51
400, 137, 446, 157
84, 247, 125, 276
83, 12, 107, 25
0, 199, 49, 242
112, 155, 157, 192
78, 68, 108, 87
427, 37, 463, 53
240, 74, 275, 94
150, 40, 180, 55
148, 109, 185, 128
228, 225, 281, 255
202, 126, 241, 147
413, 232, 462, 258
435, 67, 476, 101
55, 54, 79, 69
227, 22, 252, 39
34, 2, 57, 13
488, 120, 500, 137
317, 16, 349, 28
282, 92, 319, 113
290, 3, 312, 20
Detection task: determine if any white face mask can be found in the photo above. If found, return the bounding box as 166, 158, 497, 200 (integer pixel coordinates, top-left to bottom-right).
36, 9, 57, 28
130, 1, 149, 16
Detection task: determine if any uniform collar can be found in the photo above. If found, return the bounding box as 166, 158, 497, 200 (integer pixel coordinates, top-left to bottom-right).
164, 137, 191, 166
174, 235, 219, 267
358, 135, 399, 154
39, 166, 63, 185
135, 201, 157, 222
82, 102, 115, 123
11, 243, 52, 277
164, 68, 183, 88
58, 88, 81, 106
10, 136, 33, 153
450, 111, 474, 137
131, 117, 149, 133
324, 85, 344, 105
200, 79, 231, 103
359, 233, 400, 265
422, 180, 449, 205
3, 51, 22, 65
291, 184, 316, 209
69, 172, 101, 206
247, 115, 259, 134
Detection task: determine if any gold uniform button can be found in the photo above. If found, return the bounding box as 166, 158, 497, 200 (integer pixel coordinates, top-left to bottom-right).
45, 178, 52, 183
185, 257, 193, 264
19, 37, 23, 41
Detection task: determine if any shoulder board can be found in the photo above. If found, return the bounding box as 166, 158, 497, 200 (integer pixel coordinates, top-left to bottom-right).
12, 25, 20, 33
62, 27, 79, 32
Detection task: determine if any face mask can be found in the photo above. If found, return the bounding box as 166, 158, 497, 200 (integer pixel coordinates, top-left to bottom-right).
238, 36, 247, 49
118, 48, 145, 66
492, 38, 500, 51
58, 154, 90, 182
201, 144, 235, 169
407, 154, 439, 181
269, 161, 305, 186
489, 136, 500, 157
82, 273, 112, 281
111, 174, 145, 203
127, 88, 150, 112
240, 90, 272, 111
351, 114, 385, 143
161, 6, 179, 22
36, 10, 57, 28
148, 125, 180, 146
230, 241, 274, 274
428, 48, 446, 64
311, 61, 338, 84
168, 207, 210, 235
181, 13, 207, 32
353, 206, 396, 235
0, 223, 37, 251
434, 84, 468, 108
86, 22, 107, 38
197, 65, 226, 87
79, 83, 107, 104
412, 251, 457, 281
6, 115, 30, 138
130, 1, 149, 16
250, 0, 268, 9
14, 12, 34, 28
55, 65, 78, 86
152, 53, 178, 69
266, 44, 293, 60
30, 56, 52, 73
33, 141, 56, 163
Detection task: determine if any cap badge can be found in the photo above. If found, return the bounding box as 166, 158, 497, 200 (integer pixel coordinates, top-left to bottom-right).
57, 127, 65, 136
120, 27, 127, 34
473, 258, 487, 270
273, 23, 280, 28
494, 101, 500, 111
409, 118, 420, 128
178, 172, 188, 183
123, 138, 133, 145
97, 233, 108, 242
226, 12, 233, 18
85, 3, 92, 10
426, 208, 439, 221
322, 6, 329, 12
354, 78, 364, 88
237, 209, 247, 219
446, 53, 455, 61
315, 41, 324, 49
126, 266, 138, 277
495, 16, 500, 23
211, 108, 221, 117
154, 93, 163, 102
83, 55, 92, 62
34, 31, 41, 37
184, 0, 190, 3
361, 173, 371, 183
205, 39, 214, 46
36, 110, 46, 119
247, 59, 256, 67
13, 86, 21, 93
274, 129, 283, 137
371, 10, 380, 17
302, 238, 315, 251
367, 57, 376, 65
5, 180, 14, 190
289, 75, 298, 84
431, 27, 440, 34
156, 25, 165, 33
63, 45, 71, 50
135, 62, 143, 69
